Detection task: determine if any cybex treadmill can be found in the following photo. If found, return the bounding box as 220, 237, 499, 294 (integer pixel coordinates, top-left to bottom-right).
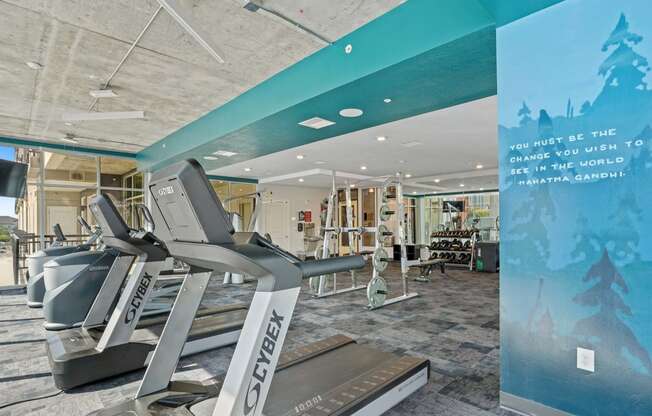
46, 193, 248, 390
91, 159, 429, 416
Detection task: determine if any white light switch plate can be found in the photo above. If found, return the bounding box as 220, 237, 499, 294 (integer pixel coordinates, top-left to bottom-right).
577, 347, 595, 372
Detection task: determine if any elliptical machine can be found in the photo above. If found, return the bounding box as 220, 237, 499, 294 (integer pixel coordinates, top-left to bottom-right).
26, 218, 100, 307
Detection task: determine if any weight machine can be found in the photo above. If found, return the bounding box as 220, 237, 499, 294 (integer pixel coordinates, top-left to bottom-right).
367, 173, 419, 309
310, 172, 368, 298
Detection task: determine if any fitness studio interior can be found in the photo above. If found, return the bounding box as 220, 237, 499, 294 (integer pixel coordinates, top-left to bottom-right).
0, 1, 650, 415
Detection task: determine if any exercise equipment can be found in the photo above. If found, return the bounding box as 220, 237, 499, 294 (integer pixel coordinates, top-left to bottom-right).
26, 219, 101, 307
367, 173, 419, 310
223, 191, 263, 285
89, 158, 429, 416
309, 173, 366, 298
41, 205, 181, 331
45, 193, 247, 390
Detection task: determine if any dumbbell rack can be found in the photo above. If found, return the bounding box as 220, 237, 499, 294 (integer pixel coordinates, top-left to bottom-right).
429, 231, 477, 271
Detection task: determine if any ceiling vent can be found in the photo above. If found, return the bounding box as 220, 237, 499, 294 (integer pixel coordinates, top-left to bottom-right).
298, 117, 336, 130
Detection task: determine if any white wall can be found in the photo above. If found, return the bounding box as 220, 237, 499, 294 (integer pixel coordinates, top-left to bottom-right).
256, 184, 329, 255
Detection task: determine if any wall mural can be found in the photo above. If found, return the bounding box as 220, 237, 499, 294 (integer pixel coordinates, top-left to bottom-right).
498, 0, 652, 414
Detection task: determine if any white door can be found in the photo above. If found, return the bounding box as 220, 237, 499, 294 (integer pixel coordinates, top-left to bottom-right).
47, 206, 78, 236
264, 200, 290, 250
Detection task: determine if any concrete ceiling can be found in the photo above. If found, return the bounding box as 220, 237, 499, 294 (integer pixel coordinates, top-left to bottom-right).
209, 95, 498, 193
0, 0, 402, 153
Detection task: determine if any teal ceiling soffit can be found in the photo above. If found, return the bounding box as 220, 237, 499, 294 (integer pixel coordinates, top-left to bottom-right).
477, 0, 566, 27
137, 0, 496, 171
206, 175, 258, 184
0, 135, 137, 159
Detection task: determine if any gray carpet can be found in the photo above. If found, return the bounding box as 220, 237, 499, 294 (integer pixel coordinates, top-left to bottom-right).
0, 263, 511, 416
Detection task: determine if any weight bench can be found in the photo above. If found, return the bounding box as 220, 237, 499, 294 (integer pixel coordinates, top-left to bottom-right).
414, 258, 446, 282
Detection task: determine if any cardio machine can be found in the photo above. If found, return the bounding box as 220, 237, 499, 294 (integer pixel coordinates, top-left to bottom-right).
45, 194, 248, 390
91, 159, 429, 416
41, 204, 180, 331
26, 218, 100, 307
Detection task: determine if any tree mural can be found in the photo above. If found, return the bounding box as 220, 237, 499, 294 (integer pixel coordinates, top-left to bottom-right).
598, 13, 649, 91
573, 250, 652, 375
518, 101, 533, 126
571, 214, 601, 263
604, 190, 642, 264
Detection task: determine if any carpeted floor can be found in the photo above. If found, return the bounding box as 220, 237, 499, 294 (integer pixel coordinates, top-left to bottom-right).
0, 263, 511, 416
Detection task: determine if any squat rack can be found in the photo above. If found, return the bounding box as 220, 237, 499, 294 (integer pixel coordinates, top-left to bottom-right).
310, 171, 368, 298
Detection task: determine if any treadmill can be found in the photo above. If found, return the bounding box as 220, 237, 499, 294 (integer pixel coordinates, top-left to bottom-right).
46, 194, 248, 390
91, 159, 429, 416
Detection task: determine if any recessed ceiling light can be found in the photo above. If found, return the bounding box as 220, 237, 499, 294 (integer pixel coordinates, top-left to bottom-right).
479, 188, 485, 191
383, 98, 392, 103
298, 117, 335, 129
298, 178, 304, 182
61, 135, 78, 144
203, 156, 218, 161
350, 184, 356, 188
405, 173, 412, 178
213, 150, 238, 157
476, 164, 484, 169
26, 61, 43, 70
460, 184, 465, 187
345, 44, 353, 54
369, 188, 375, 193
64, 122, 73, 127
360, 166, 367, 170
376, 136, 387, 142
412, 191, 417, 195
314, 160, 326, 165
296, 154, 305, 160
434, 179, 440, 183
339, 108, 363, 118
89, 89, 118, 98
244, 167, 252, 172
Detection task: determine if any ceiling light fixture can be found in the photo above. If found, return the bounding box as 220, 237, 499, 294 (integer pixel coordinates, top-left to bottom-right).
376, 136, 387, 142
61, 134, 78, 144
244, 167, 252, 172
203, 156, 218, 161
64, 122, 73, 127
360, 166, 367, 170
383, 98, 392, 103
434, 179, 440, 183
412, 191, 417, 195
476, 164, 484, 169
350, 184, 356, 188
479, 188, 485, 191
26, 61, 43, 70
298, 117, 335, 129
405, 173, 412, 178
314, 160, 326, 165
213, 150, 238, 157
89, 89, 118, 98
401, 141, 422, 148
298, 178, 304, 183
62, 110, 145, 121
339, 108, 363, 118
460, 184, 465, 187
296, 154, 305, 160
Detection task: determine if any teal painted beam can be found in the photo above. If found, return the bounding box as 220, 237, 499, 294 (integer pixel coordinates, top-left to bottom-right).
138, 0, 495, 170
414, 188, 499, 198
0, 135, 137, 159
477, 0, 566, 27
137, 0, 564, 172
206, 175, 258, 184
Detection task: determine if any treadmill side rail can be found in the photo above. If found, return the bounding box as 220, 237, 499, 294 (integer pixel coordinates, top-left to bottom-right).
137, 270, 211, 397
213, 286, 300, 416
96, 259, 166, 351
83, 254, 135, 328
